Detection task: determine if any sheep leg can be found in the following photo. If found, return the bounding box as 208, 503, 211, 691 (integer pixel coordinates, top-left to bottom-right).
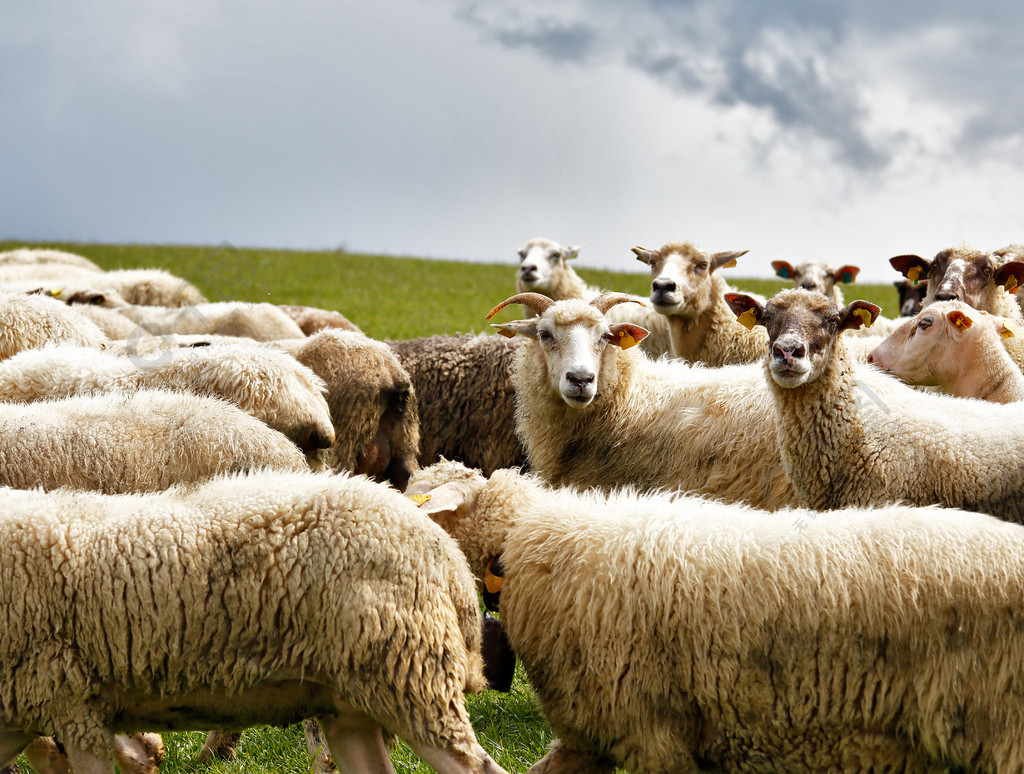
62, 744, 114, 774
113, 733, 164, 774
302, 718, 337, 774
194, 730, 242, 762
405, 740, 510, 774
317, 715, 394, 774
0, 731, 34, 770
527, 740, 615, 774
20, 738, 69, 774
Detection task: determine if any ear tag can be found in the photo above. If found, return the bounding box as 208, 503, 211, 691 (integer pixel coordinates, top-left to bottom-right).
50, 288, 63, 298
722, 259, 737, 269
408, 493, 431, 506
617, 330, 637, 349
953, 316, 969, 329
1005, 275, 1020, 294
736, 309, 757, 330
777, 267, 790, 278
907, 266, 922, 284
495, 328, 516, 338
841, 271, 853, 283
1001, 320, 1019, 339
853, 308, 874, 327
484, 556, 504, 595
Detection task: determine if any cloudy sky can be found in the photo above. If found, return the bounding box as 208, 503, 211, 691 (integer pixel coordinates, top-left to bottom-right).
3, 1, 1023, 282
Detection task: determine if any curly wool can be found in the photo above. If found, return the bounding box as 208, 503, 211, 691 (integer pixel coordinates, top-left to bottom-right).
0, 292, 108, 359
0, 248, 102, 272
116, 301, 304, 340
412, 461, 1024, 773
0, 471, 484, 762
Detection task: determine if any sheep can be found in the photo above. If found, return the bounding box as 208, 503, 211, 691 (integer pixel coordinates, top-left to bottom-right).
894, 278, 927, 316
278, 304, 363, 335
0, 389, 308, 493
867, 301, 1024, 403
97, 268, 207, 307
0, 470, 509, 774
387, 334, 527, 475
0, 247, 102, 271
409, 458, 1024, 774
0, 292, 108, 359
890, 244, 1024, 321
514, 237, 673, 359
770, 258, 860, 305
486, 291, 796, 509
726, 288, 1024, 521
0, 343, 335, 454
114, 300, 305, 340
632, 241, 768, 365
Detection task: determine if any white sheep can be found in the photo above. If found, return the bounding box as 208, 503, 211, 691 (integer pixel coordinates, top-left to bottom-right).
409, 459, 1024, 774
0, 389, 308, 492
0, 470, 509, 774
0, 247, 102, 271
0, 343, 335, 454
632, 241, 768, 365
867, 301, 1024, 403
115, 300, 305, 340
770, 258, 860, 305
0, 292, 109, 359
278, 304, 362, 335
487, 292, 795, 509
727, 288, 1024, 520
515, 237, 674, 358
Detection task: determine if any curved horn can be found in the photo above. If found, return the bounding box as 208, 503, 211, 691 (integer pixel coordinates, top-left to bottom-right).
486, 292, 555, 320
589, 293, 646, 315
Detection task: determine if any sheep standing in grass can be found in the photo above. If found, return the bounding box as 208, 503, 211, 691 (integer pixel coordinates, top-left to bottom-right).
632, 241, 767, 365
515, 237, 673, 358
487, 292, 795, 508
0, 343, 335, 454
0, 470, 508, 774
388, 334, 527, 475
409, 459, 1024, 774
727, 289, 1024, 521
868, 301, 1024, 403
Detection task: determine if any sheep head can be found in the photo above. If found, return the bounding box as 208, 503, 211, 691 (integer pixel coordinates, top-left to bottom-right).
516, 237, 583, 293
771, 260, 861, 296
633, 242, 748, 320
488, 294, 649, 407
891, 246, 1024, 312
726, 289, 879, 388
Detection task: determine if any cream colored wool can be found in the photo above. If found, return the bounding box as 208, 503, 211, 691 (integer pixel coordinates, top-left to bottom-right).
99, 268, 206, 307
763, 291, 1024, 520
0, 248, 102, 272
411, 460, 1024, 774
0, 471, 500, 774
278, 304, 362, 335
0, 389, 306, 493
0, 344, 334, 453
116, 301, 304, 340
0, 292, 108, 359
71, 303, 141, 338
0, 263, 102, 285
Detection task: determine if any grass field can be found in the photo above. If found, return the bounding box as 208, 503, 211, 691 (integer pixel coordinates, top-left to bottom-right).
0, 241, 904, 774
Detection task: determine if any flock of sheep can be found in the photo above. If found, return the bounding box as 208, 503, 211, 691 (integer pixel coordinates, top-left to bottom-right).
2, 237, 1024, 774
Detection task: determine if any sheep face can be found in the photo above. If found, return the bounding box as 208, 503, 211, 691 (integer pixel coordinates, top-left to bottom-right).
891, 247, 1024, 309
516, 237, 581, 293
633, 242, 748, 320
771, 260, 860, 296
726, 290, 879, 388
894, 279, 927, 316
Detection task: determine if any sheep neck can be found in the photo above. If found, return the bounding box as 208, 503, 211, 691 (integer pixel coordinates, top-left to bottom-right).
947, 336, 1024, 404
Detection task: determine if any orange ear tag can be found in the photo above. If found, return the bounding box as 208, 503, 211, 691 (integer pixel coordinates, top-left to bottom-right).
618, 330, 637, 349
484, 556, 504, 595
907, 266, 922, 284
1001, 320, 1019, 339
722, 259, 738, 269
853, 309, 874, 327
1005, 276, 1020, 294
736, 309, 757, 330
408, 494, 431, 506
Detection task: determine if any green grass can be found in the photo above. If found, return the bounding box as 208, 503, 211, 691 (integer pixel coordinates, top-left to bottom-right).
1, 240, 902, 774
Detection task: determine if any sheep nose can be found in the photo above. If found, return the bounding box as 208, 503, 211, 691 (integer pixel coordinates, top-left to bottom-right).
652, 278, 676, 294
301, 427, 334, 453
772, 342, 805, 363
566, 371, 595, 388
800, 281, 817, 291
934, 287, 960, 302
866, 353, 875, 364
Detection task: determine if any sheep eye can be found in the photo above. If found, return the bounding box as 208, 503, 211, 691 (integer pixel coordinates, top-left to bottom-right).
918, 318, 932, 330
697, 262, 709, 271
538, 330, 554, 343
518, 251, 526, 260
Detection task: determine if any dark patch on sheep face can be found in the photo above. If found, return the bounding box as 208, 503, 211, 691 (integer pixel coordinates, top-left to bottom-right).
895, 279, 927, 316
761, 291, 840, 388
354, 385, 417, 490
929, 247, 994, 306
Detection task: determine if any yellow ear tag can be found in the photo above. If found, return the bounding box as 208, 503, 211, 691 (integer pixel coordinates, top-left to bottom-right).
953, 316, 968, 329
408, 494, 431, 506
1005, 275, 1020, 294
736, 308, 757, 330
853, 308, 874, 327
907, 266, 922, 283
618, 330, 637, 349
50, 288, 63, 298
722, 259, 737, 269
484, 556, 504, 595
1001, 320, 1019, 339
495, 329, 516, 338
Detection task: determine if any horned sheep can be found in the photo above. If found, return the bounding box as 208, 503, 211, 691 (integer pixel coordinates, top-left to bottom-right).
868, 301, 1024, 403
727, 289, 1024, 521
0, 470, 508, 774
409, 459, 1024, 774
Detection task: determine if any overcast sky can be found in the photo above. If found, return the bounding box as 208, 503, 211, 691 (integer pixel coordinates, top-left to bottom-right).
3, 1, 1023, 282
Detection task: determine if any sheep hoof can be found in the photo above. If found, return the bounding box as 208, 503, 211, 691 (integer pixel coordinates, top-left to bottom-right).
193, 731, 241, 763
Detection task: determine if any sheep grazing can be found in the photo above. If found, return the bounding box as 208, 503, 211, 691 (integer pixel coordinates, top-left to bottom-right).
116, 300, 305, 340
487, 292, 795, 509
726, 288, 1024, 521
409, 459, 1024, 774
770, 259, 860, 305
0, 292, 109, 358
387, 334, 527, 475
0, 470, 509, 774
0, 247, 103, 272
894, 278, 927, 316
278, 304, 363, 335
514, 237, 673, 358
632, 241, 767, 365
0, 389, 308, 493
0, 343, 335, 454
890, 244, 1024, 321
867, 301, 1024, 403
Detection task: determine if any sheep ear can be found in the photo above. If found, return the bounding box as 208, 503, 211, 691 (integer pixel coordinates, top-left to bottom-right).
890, 255, 930, 284
995, 261, 1024, 295
563, 245, 583, 260
724, 293, 765, 329
945, 309, 975, 339
490, 320, 539, 339
771, 260, 795, 279
632, 246, 657, 266
838, 301, 881, 331
410, 482, 470, 518
833, 265, 861, 284
608, 323, 650, 350
710, 250, 748, 272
